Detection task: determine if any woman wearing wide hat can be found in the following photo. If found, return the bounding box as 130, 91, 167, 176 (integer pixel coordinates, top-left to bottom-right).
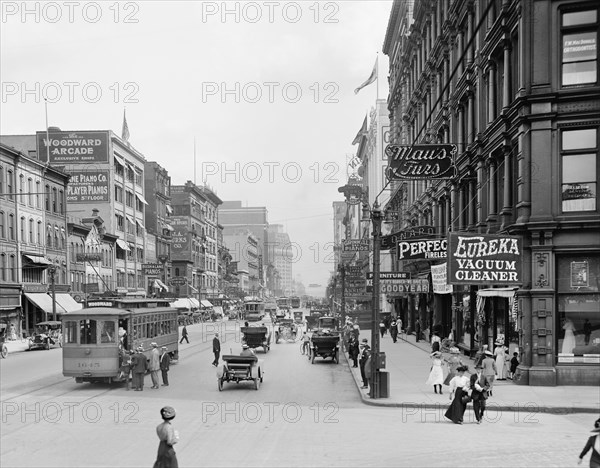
494, 338, 508, 380
578, 418, 600, 467
154, 406, 179, 468
481, 349, 497, 396
444, 365, 470, 424
426, 351, 445, 394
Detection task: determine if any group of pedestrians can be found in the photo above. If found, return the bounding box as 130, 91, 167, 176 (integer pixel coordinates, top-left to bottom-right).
119, 343, 171, 391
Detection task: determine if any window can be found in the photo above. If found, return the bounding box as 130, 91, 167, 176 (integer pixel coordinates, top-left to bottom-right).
64, 321, 78, 344
0, 211, 4, 238
116, 214, 124, 232
115, 185, 123, 203
79, 319, 97, 344
20, 216, 25, 242
7, 170, 14, 200
0, 166, 3, 198
562, 8, 598, 86
0, 253, 5, 281
52, 188, 57, 212
29, 218, 34, 243
19, 174, 24, 203
9, 255, 16, 282
561, 128, 597, 212
36, 181, 40, 208
37, 221, 42, 244
100, 321, 116, 343
45, 185, 50, 210
59, 190, 64, 214
8, 213, 14, 240
28, 178, 33, 206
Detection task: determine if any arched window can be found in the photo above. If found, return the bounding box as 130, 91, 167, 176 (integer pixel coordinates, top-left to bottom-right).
36, 180, 41, 208
29, 218, 34, 243
52, 188, 57, 212
37, 221, 42, 244
45, 185, 50, 210
54, 227, 59, 250
47, 227, 52, 248
8, 213, 15, 240
0, 253, 6, 281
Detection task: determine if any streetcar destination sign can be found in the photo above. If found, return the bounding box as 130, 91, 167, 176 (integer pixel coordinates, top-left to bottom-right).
385, 144, 456, 180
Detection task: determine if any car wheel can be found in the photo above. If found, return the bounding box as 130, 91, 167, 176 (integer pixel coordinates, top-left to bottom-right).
1, 345, 7, 359
254, 378, 260, 390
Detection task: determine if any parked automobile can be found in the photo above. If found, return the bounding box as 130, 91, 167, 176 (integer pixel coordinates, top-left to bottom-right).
28, 321, 62, 351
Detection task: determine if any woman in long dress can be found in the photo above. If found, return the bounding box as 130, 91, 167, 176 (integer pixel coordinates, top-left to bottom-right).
494, 342, 508, 380
426, 351, 444, 394
562, 319, 577, 354
444, 366, 470, 424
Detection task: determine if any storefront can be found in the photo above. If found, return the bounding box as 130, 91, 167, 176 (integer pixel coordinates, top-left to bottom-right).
0, 283, 23, 340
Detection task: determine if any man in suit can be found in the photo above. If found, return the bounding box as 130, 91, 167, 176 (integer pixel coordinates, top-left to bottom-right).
481, 349, 497, 396
131, 346, 148, 391
358, 339, 371, 389
470, 363, 491, 424
212, 333, 221, 366
160, 346, 171, 386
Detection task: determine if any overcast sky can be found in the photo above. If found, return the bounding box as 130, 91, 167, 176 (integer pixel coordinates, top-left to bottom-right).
1, 0, 391, 297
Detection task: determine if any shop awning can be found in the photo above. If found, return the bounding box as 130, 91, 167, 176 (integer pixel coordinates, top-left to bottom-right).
188, 285, 198, 293
201, 300, 213, 308
170, 298, 194, 310
116, 239, 130, 251
126, 215, 135, 226
23, 254, 53, 266
153, 279, 169, 292
135, 218, 144, 228
477, 287, 518, 298
114, 155, 125, 166
54, 293, 83, 313
24, 293, 54, 314
135, 192, 149, 205
165, 205, 173, 214
163, 223, 174, 232
189, 298, 200, 308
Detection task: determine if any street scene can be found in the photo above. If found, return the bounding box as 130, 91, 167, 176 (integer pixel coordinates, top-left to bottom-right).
1, 0, 600, 467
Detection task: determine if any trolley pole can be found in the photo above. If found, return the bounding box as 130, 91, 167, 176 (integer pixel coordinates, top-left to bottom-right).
370, 201, 383, 399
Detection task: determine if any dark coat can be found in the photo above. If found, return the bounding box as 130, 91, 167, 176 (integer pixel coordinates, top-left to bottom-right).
132, 352, 148, 374
469, 372, 490, 400
160, 352, 171, 371
181, 326, 188, 337
213, 337, 220, 353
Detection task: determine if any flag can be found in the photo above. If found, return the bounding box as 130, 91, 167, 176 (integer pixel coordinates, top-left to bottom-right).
354, 57, 378, 95
121, 109, 130, 142
351, 116, 367, 145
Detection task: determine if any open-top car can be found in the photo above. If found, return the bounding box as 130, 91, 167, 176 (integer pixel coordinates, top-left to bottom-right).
28, 321, 62, 351
274, 318, 297, 343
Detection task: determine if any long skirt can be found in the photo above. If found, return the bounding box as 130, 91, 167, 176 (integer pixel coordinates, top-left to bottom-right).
153, 441, 178, 468
444, 388, 468, 424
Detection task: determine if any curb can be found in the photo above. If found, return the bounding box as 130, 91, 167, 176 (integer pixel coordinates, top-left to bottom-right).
342, 337, 599, 414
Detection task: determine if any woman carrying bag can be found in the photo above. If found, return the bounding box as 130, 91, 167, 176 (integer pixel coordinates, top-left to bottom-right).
444, 366, 470, 425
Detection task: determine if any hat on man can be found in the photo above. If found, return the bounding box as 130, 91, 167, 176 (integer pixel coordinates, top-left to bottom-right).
242, 344, 249, 349
457, 365, 468, 372
450, 347, 460, 354
591, 418, 600, 433
151, 342, 158, 348
160, 406, 176, 420
361, 338, 368, 343
161, 346, 167, 350
484, 350, 494, 357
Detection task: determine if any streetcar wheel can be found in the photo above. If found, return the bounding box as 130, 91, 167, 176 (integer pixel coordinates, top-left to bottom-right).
1, 345, 7, 359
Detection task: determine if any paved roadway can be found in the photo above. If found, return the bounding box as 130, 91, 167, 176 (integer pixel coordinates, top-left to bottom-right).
0, 313, 594, 467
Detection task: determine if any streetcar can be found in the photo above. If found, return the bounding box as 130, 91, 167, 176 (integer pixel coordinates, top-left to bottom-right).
290, 296, 301, 309
244, 298, 265, 322
62, 297, 179, 384
276, 297, 290, 311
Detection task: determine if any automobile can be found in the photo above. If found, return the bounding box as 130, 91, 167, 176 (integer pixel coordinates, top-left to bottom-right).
28, 321, 62, 351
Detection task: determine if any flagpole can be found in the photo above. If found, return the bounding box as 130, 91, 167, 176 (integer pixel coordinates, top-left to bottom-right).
194, 137, 197, 185
376, 53, 379, 101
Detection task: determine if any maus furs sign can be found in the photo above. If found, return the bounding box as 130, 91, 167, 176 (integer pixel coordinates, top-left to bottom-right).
385, 144, 456, 180
447, 233, 523, 285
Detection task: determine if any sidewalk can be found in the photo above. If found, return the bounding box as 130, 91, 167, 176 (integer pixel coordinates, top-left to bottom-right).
345, 329, 600, 414
3, 340, 31, 355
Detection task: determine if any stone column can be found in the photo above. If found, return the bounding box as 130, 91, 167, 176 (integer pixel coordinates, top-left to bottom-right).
468, 91, 475, 144
488, 61, 497, 123
487, 159, 497, 222
503, 38, 511, 109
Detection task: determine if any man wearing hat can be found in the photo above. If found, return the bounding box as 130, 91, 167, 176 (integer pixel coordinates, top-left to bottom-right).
358, 339, 371, 389
131, 346, 148, 391
160, 347, 171, 386
469, 363, 491, 424
154, 406, 179, 468
578, 418, 600, 467
481, 349, 497, 396
212, 333, 221, 367
240, 343, 255, 357
149, 343, 160, 389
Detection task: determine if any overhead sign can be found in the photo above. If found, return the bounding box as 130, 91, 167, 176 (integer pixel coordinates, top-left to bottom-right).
431, 263, 453, 294
366, 272, 410, 280
397, 238, 447, 260
169, 277, 188, 286
381, 226, 436, 250
345, 265, 363, 275
76, 253, 103, 262
379, 279, 429, 295
36, 130, 109, 164
385, 144, 456, 180
337, 183, 364, 205
447, 233, 523, 285
142, 263, 163, 276
342, 239, 370, 252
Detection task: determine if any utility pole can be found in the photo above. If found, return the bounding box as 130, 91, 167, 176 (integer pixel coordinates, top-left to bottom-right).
48, 265, 57, 322
340, 264, 346, 325
369, 201, 383, 399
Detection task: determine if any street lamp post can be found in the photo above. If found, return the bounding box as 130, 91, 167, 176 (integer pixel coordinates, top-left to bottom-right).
48, 265, 57, 322
339, 264, 346, 325
365, 200, 383, 399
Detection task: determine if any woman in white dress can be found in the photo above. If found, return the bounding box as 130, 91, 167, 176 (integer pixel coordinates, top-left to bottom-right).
494, 341, 508, 380
562, 319, 577, 354
426, 351, 445, 394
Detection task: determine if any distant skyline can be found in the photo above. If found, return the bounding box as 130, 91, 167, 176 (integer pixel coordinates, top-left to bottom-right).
0, 1, 392, 297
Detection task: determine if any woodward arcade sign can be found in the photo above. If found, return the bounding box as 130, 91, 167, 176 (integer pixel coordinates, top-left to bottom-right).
36, 130, 109, 164
385, 144, 456, 180
447, 233, 523, 285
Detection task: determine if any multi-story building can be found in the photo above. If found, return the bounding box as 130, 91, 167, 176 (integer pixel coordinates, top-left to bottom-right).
170, 182, 206, 299
144, 161, 173, 294
222, 229, 260, 295
0, 142, 79, 334
383, 0, 600, 385
199, 185, 223, 298
265, 224, 292, 297
219, 201, 269, 293
2, 128, 149, 296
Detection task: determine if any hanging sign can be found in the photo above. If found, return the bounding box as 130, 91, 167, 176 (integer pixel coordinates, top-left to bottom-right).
385, 144, 456, 180
447, 233, 523, 285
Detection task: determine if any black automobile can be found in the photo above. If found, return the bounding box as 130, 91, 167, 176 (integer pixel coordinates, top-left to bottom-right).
28, 321, 62, 351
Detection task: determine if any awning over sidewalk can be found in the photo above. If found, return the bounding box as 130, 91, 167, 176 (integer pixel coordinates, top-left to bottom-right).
200, 300, 213, 308
153, 279, 169, 292
476, 287, 518, 298
23, 254, 53, 266
116, 239, 130, 251
24, 293, 54, 314
54, 293, 82, 313
170, 298, 194, 310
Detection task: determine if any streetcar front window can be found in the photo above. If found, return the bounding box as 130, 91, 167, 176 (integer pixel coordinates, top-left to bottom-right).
100, 321, 116, 343
80, 319, 97, 344
64, 321, 78, 344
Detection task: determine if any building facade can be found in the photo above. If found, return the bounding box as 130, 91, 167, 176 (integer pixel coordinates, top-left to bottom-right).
383, 0, 600, 385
